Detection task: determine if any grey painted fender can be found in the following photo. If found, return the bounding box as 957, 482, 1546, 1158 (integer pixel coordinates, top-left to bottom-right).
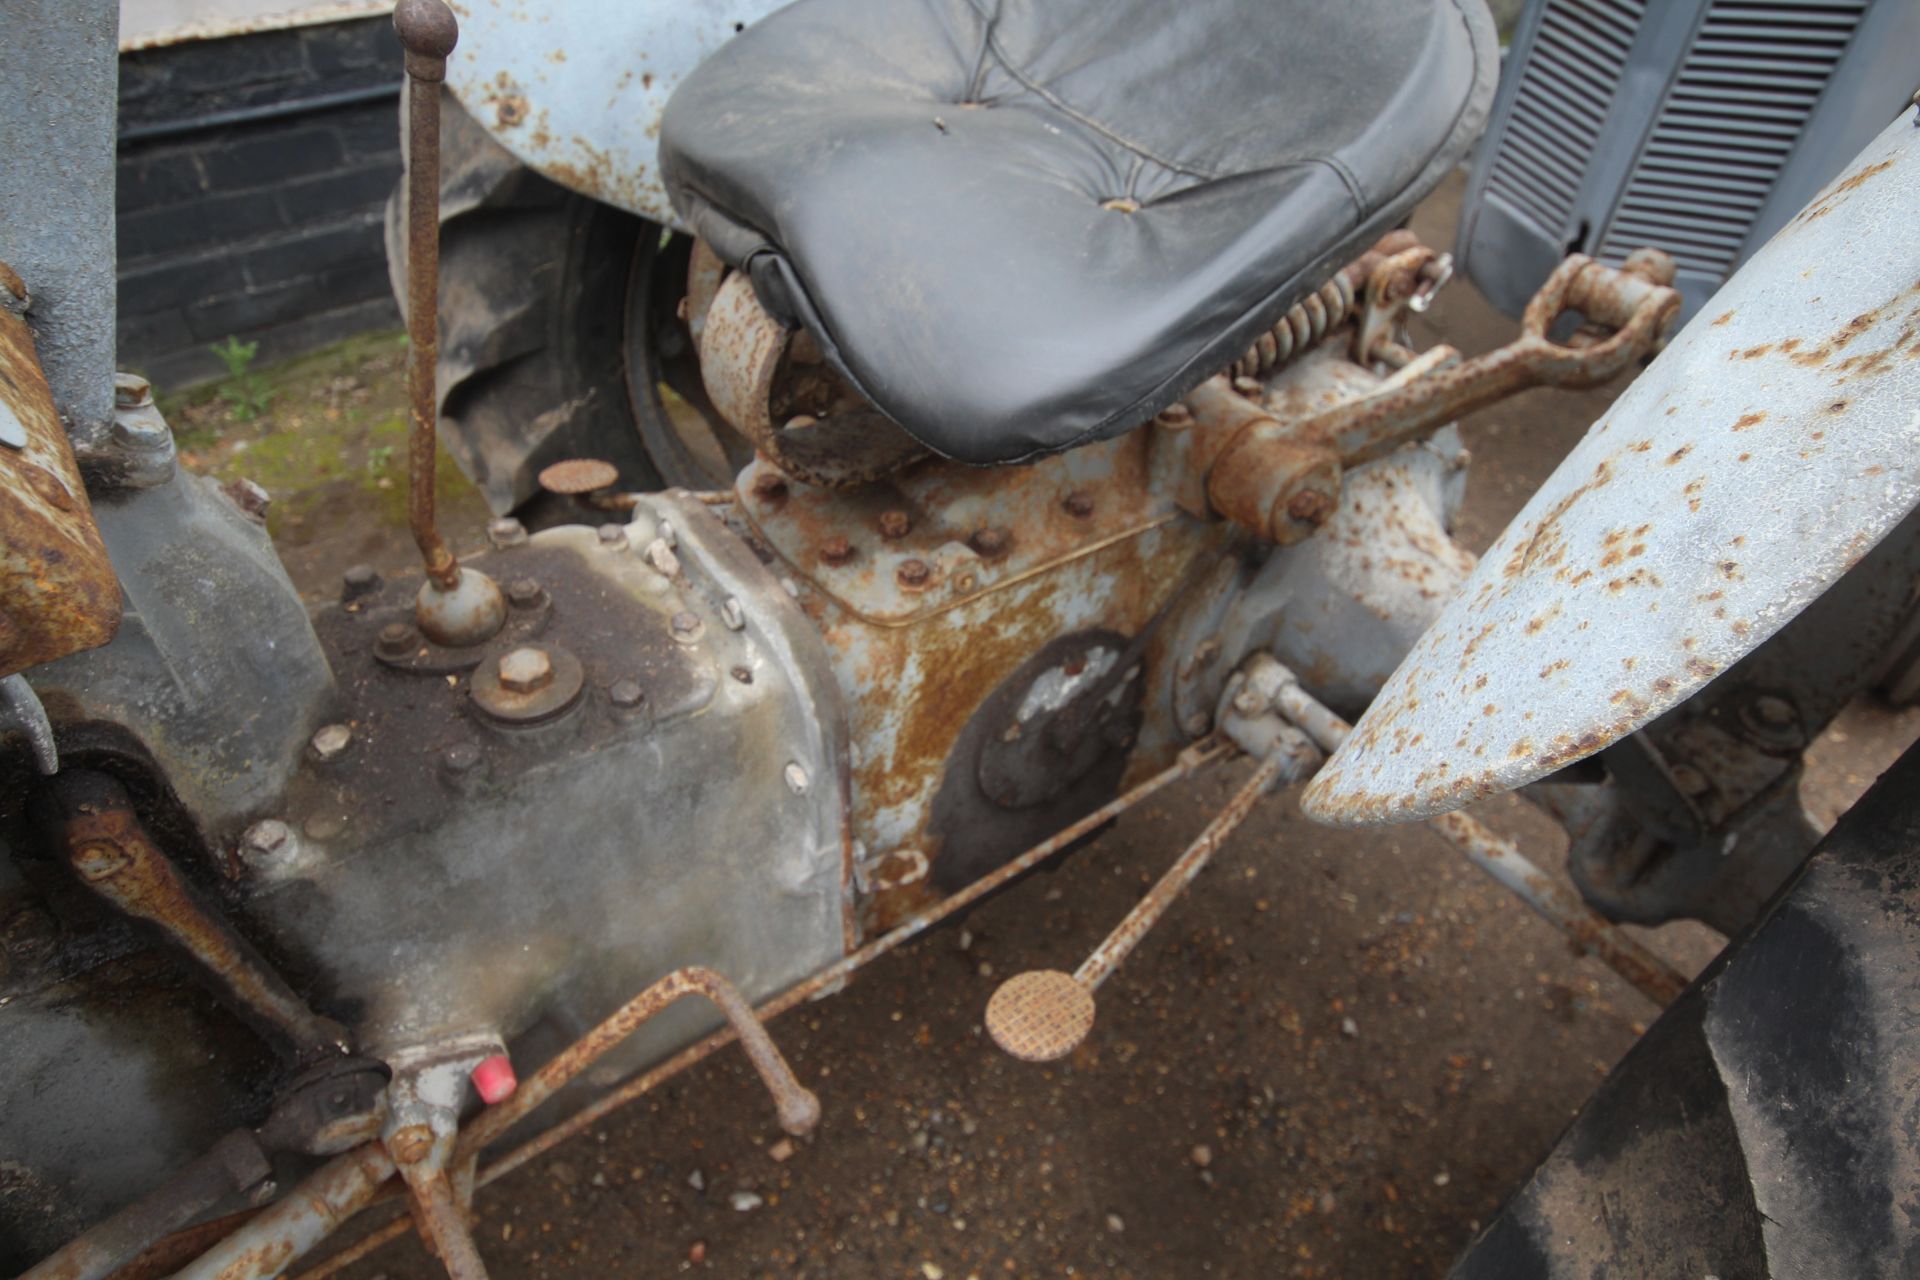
1304, 111, 1920, 827
442, 0, 789, 229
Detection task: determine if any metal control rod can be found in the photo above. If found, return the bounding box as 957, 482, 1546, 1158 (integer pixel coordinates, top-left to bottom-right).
1264, 662, 1689, 1007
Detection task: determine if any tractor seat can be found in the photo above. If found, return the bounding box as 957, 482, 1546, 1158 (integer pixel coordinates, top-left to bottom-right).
660, 0, 1495, 466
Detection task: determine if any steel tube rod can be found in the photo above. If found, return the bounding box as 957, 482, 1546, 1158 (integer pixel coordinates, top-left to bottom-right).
171, 1144, 394, 1280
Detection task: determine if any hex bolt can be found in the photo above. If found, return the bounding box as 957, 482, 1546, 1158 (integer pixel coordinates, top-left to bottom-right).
597, 523, 628, 548
896, 558, 932, 589
1232, 686, 1268, 717
311, 724, 353, 761
878, 509, 911, 539
819, 536, 855, 566
1063, 491, 1095, 519
341, 564, 381, 602
784, 762, 810, 795
752, 472, 789, 503
376, 622, 419, 658
670, 611, 703, 642
1751, 695, 1796, 729
608, 678, 644, 709
969, 527, 1011, 558
497, 646, 554, 694
720, 597, 745, 631
487, 517, 529, 549
240, 819, 294, 867
113, 373, 153, 410
505, 578, 543, 609
1156, 402, 1193, 429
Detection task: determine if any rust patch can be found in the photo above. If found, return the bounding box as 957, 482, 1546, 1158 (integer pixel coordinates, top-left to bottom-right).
1732, 412, 1766, 431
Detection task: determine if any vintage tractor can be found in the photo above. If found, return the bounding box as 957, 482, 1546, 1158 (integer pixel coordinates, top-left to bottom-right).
3, 1, 1918, 1277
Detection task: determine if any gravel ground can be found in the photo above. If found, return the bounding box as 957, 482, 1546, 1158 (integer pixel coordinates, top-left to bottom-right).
276, 175, 1919, 1279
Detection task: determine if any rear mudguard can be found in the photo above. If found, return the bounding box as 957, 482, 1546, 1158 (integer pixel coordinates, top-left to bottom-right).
442, 0, 788, 229
1304, 112, 1920, 827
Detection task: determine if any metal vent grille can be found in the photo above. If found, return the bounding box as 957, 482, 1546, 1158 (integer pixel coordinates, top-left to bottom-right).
1597, 0, 1868, 274
1482, 0, 1647, 238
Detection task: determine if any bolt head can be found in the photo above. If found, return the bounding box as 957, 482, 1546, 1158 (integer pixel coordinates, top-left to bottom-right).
751, 472, 789, 502
387, 1121, 435, 1165
1063, 491, 1095, 519
341, 564, 381, 602
878, 510, 911, 539
896, 558, 932, 588
505, 577, 542, 608
497, 647, 554, 694
670, 611, 702, 641
113, 373, 153, 409
598, 523, 628, 547
784, 762, 810, 794
242, 819, 293, 859
1751, 695, 1796, 729
969, 527, 1010, 557
819, 535, 855, 566
310, 723, 352, 760
376, 622, 418, 657
609, 678, 644, 709
443, 742, 482, 773
486, 517, 528, 549
1286, 487, 1337, 526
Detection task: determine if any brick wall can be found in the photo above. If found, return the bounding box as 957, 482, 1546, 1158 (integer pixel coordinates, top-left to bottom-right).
116, 17, 404, 391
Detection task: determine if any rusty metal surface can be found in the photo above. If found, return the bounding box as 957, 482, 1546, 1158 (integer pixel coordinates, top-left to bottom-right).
118, 1, 394, 51
400, 1166, 489, 1280
397, 0, 464, 593
734, 429, 1230, 931
457, 966, 819, 1160
170, 1143, 395, 1280
442, 0, 786, 228
697, 272, 926, 489
46, 770, 347, 1062
534, 457, 618, 496
1305, 116, 1920, 827
0, 296, 120, 677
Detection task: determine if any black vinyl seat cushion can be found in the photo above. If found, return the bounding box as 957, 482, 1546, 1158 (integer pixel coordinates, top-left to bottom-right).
662, 0, 1496, 466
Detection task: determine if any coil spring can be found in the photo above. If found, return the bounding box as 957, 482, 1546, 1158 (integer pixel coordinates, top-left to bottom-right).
1229, 272, 1357, 381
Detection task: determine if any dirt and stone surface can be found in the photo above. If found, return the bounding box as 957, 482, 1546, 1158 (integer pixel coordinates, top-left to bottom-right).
173, 177, 1919, 1278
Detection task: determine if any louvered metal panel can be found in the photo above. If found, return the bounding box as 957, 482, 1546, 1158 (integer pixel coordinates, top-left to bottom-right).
1595, 0, 1869, 276
1480, 0, 1648, 241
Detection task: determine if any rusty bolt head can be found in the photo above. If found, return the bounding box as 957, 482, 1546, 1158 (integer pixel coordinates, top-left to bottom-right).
376, 622, 418, 657
387, 1122, 435, 1165
497, 647, 554, 694
969, 527, 1011, 558
609, 678, 644, 709
819, 536, 855, 566
113, 373, 153, 409
310, 724, 352, 761
486, 517, 528, 549
1232, 375, 1265, 397
878, 509, 912, 540
505, 578, 543, 609
670, 611, 702, 641
1286, 488, 1337, 526
752, 472, 789, 503
1156, 402, 1193, 429
1751, 695, 1796, 728
896, 558, 932, 589
1063, 491, 1095, 519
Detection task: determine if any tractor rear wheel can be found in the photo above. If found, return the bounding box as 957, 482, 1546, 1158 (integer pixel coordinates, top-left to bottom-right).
384, 94, 745, 515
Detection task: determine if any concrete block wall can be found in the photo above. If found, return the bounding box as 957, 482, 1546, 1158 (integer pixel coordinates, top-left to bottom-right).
115, 16, 403, 391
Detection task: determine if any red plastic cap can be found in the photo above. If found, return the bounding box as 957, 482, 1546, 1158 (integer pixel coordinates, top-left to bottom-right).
471, 1053, 517, 1104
